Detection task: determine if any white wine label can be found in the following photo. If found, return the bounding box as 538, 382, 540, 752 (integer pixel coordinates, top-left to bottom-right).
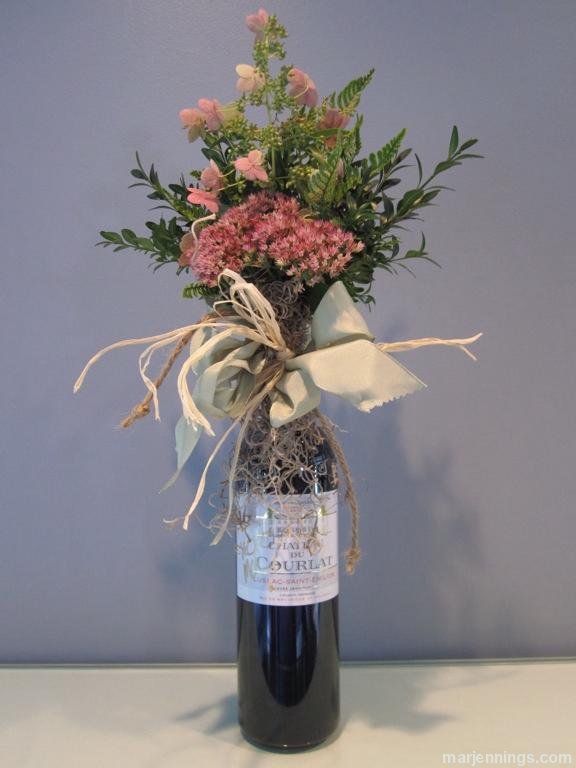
236, 490, 339, 607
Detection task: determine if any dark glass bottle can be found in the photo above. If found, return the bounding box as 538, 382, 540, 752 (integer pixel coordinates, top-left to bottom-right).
236, 440, 340, 751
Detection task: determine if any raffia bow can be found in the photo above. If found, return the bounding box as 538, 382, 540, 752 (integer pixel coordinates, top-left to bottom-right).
74, 270, 481, 554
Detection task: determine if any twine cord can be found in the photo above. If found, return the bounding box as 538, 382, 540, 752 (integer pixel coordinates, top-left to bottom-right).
120, 329, 195, 428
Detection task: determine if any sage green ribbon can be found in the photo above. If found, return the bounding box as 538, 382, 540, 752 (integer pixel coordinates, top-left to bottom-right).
191, 277, 432, 429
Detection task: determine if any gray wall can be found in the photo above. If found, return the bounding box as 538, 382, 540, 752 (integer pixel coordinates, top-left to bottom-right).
1, 0, 575, 663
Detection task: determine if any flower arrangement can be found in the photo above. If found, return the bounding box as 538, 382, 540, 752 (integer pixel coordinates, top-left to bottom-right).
97, 8, 480, 306
76, 8, 482, 569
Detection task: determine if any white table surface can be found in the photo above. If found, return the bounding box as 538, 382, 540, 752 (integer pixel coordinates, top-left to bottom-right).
1, 660, 575, 767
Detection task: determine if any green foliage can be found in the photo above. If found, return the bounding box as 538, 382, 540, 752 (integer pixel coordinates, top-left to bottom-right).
363, 128, 407, 176
304, 146, 343, 206
331, 69, 375, 112
182, 282, 220, 301
129, 153, 194, 222
98, 216, 186, 271
324, 125, 482, 303
252, 15, 287, 76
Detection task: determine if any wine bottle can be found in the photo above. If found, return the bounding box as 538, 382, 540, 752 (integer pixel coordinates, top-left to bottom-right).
236, 440, 340, 751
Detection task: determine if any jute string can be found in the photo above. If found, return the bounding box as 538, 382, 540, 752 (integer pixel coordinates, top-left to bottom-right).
120, 328, 196, 428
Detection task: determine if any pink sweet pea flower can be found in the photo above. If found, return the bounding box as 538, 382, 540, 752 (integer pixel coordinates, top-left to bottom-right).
200, 160, 225, 192
234, 150, 269, 182
235, 64, 265, 94
179, 108, 205, 142
245, 8, 269, 39
197, 98, 224, 130
187, 187, 220, 213
318, 108, 350, 147
287, 68, 318, 108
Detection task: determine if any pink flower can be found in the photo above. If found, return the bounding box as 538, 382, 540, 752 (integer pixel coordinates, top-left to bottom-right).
187, 187, 220, 214
197, 99, 240, 130
197, 98, 224, 130
318, 108, 350, 146
179, 108, 205, 142
318, 108, 350, 132
235, 64, 265, 94
234, 150, 269, 182
200, 160, 225, 192
287, 68, 318, 108
188, 192, 363, 286
245, 8, 269, 39
178, 231, 197, 268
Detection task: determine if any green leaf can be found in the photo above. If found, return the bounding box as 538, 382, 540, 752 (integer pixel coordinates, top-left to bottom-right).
136, 237, 155, 251
415, 153, 423, 186
149, 164, 159, 185
449, 125, 459, 156
121, 228, 139, 246
403, 233, 428, 260
99, 231, 123, 244
397, 188, 425, 214
201, 147, 223, 164
420, 189, 441, 204
433, 160, 456, 175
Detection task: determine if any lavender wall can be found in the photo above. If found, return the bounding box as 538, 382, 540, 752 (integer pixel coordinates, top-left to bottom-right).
1, 0, 575, 662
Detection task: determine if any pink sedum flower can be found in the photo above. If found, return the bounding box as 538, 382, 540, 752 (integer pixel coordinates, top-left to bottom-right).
318, 108, 350, 146
287, 68, 318, 107
187, 187, 220, 214
189, 192, 363, 287
234, 150, 269, 182
200, 160, 225, 192
235, 64, 265, 94
179, 108, 205, 142
245, 8, 269, 39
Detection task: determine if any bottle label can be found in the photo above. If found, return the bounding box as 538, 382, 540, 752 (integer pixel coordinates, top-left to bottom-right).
236, 490, 339, 607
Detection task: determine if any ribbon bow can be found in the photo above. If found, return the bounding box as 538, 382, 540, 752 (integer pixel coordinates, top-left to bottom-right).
74, 269, 481, 541
193, 271, 430, 428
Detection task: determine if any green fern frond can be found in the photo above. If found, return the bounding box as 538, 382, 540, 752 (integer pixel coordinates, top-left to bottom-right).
335, 69, 375, 112
305, 147, 342, 206
365, 128, 407, 175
